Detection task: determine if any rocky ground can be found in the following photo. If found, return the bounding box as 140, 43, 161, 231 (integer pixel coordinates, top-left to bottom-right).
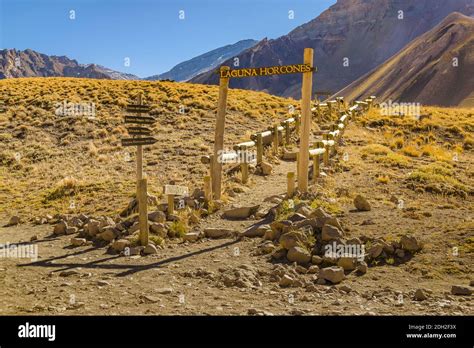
1, 115, 472, 316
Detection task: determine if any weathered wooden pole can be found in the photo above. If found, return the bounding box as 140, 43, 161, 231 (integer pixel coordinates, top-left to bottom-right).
203, 175, 212, 202
287, 172, 295, 197
323, 133, 329, 166
167, 194, 175, 215
256, 133, 263, 164
295, 114, 301, 135
285, 121, 291, 144
138, 178, 149, 246
240, 145, 249, 184
212, 66, 230, 200
313, 154, 320, 183
273, 124, 279, 155
297, 48, 314, 192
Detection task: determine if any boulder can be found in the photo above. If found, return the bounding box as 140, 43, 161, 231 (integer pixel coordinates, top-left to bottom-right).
270, 220, 292, 234
287, 246, 311, 264
287, 213, 307, 223
296, 206, 312, 218
243, 224, 269, 238
321, 224, 343, 242
368, 244, 384, 258
111, 239, 131, 252
70, 237, 86, 247
223, 205, 260, 219
260, 161, 273, 176
400, 235, 422, 252
98, 228, 116, 242
204, 228, 235, 239
356, 261, 368, 275
414, 289, 428, 301
311, 255, 323, 265
319, 266, 345, 284
279, 231, 307, 250
310, 207, 331, 220
6, 216, 20, 226
148, 211, 166, 223
183, 232, 200, 242
84, 220, 100, 237
337, 257, 357, 271
282, 149, 297, 161
143, 244, 158, 255
65, 227, 78, 235
451, 285, 472, 296
279, 274, 294, 287
53, 221, 68, 235
271, 248, 287, 260
259, 241, 276, 254
324, 217, 343, 231
354, 195, 371, 211
150, 223, 167, 237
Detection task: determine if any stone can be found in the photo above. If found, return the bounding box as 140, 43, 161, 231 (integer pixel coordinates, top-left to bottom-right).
308, 265, 319, 274
316, 278, 327, 285
414, 289, 428, 301
30, 235, 38, 242
150, 223, 167, 237
400, 235, 422, 252
296, 206, 312, 218
84, 220, 100, 237
148, 211, 166, 223
311, 255, 323, 265
65, 227, 78, 235
310, 207, 331, 220
319, 266, 345, 284
223, 205, 260, 219
98, 228, 116, 242
279, 274, 294, 287
295, 265, 308, 274
143, 244, 158, 255
337, 257, 357, 271
263, 228, 279, 241
322, 224, 343, 242
282, 149, 298, 161
70, 237, 86, 247
368, 244, 383, 258
324, 217, 343, 231
156, 287, 174, 294
243, 224, 269, 238
287, 213, 307, 223
279, 231, 307, 250
451, 285, 472, 296
356, 261, 368, 275
183, 232, 200, 242
260, 161, 273, 175
339, 285, 352, 293
53, 221, 68, 235
287, 246, 311, 264
141, 295, 160, 304
395, 249, 405, 258
111, 239, 131, 252
167, 214, 181, 222
6, 216, 20, 226
259, 241, 276, 254
204, 228, 235, 239
271, 248, 287, 260
354, 195, 371, 211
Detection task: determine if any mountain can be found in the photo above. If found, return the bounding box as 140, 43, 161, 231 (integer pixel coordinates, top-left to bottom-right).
0, 49, 139, 80
335, 12, 474, 107
145, 39, 258, 82
190, 0, 474, 98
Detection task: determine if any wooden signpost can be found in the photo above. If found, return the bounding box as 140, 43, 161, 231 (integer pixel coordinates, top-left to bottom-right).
163, 185, 189, 215
212, 48, 316, 199
121, 95, 156, 246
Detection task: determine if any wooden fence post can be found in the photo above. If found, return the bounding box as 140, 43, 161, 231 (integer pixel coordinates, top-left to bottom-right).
297, 47, 314, 193
313, 154, 320, 183
167, 193, 175, 215
295, 114, 301, 135
323, 134, 329, 166
287, 172, 295, 197
256, 133, 263, 165
204, 175, 212, 202
273, 124, 279, 155
285, 121, 290, 145
138, 178, 149, 246
240, 145, 249, 184
212, 66, 230, 200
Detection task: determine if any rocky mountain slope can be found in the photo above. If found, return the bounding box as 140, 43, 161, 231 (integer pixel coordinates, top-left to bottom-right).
335, 13, 474, 107
0, 49, 138, 80
145, 39, 257, 82
190, 0, 474, 98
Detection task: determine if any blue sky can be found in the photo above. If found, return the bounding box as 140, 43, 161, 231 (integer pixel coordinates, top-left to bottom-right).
0, 0, 336, 77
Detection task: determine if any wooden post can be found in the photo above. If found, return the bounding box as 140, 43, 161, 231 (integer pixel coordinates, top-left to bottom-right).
167, 194, 175, 215
204, 175, 212, 202
212, 66, 230, 200
240, 145, 249, 184
323, 134, 329, 166
273, 124, 279, 155
256, 133, 263, 165
285, 121, 290, 145
313, 154, 320, 183
287, 172, 295, 197
138, 178, 149, 246
295, 115, 301, 135
297, 48, 314, 193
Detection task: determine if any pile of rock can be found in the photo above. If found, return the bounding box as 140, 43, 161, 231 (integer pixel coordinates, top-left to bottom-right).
252, 200, 423, 286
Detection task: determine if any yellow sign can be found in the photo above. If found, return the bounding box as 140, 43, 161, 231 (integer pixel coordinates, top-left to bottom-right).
220, 64, 315, 78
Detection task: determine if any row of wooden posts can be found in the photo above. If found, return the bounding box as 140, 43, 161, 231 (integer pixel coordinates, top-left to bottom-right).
201, 95, 376, 200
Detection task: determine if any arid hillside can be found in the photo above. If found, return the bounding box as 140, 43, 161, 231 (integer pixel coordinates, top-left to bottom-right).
336, 13, 474, 107
0, 78, 297, 219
